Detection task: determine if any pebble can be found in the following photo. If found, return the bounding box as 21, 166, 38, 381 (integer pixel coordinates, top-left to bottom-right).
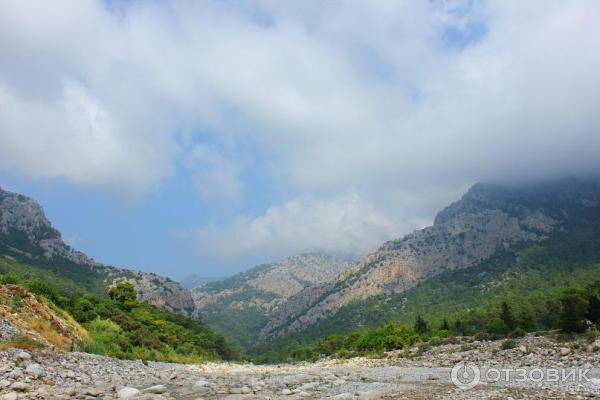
0, 334, 599, 399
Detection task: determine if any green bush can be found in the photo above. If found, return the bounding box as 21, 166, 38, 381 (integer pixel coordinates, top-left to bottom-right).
501, 339, 517, 350
510, 328, 526, 338
559, 289, 589, 333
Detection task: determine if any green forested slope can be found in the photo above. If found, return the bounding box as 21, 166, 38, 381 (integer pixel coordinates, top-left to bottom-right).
251, 202, 600, 362
0, 257, 241, 362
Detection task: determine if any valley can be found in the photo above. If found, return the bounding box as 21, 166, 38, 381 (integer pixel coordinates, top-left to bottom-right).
3, 177, 600, 399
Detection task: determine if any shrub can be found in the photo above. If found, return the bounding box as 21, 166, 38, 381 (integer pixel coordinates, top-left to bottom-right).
429, 336, 443, 346
72, 298, 98, 323
0, 274, 21, 284
443, 336, 461, 345
559, 289, 588, 333
108, 281, 138, 311
501, 339, 517, 350
510, 328, 526, 338
336, 349, 353, 359
11, 295, 23, 312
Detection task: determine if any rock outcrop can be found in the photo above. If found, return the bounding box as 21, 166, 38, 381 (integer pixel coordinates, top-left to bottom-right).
191, 253, 353, 347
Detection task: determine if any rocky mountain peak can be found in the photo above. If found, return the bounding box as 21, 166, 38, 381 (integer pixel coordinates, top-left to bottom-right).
0, 188, 59, 242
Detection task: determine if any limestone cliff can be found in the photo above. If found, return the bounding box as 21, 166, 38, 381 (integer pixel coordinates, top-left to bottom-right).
191, 253, 353, 347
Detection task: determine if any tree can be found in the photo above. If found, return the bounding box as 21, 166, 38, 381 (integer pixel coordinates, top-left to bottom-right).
454, 319, 464, 335
108, 281, 138, 311
558, 289, 588, 333
441, 319, 450, 331
500, 301, 516, 332
414, 315, 429, 335
586, 281, 600, 325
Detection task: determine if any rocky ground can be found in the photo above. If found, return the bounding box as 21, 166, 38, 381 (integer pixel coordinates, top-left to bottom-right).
1, 334, 600, 399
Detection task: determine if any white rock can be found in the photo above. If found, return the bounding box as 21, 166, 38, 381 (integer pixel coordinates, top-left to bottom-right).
193, 379, 209, 388
0, 393, 18, 400
10, 382, 30, 392
281, 388, 293, 395
144, 384, 168, 394
117, 387, 140, 398
25, 363, 45, 378
15, 351, 31, 361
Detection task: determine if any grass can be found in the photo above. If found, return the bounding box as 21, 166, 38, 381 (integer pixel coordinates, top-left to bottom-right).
0, 334, 45, 351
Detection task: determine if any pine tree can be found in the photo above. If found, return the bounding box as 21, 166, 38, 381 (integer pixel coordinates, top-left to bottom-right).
414, 315, 429, 335
559, 289, 588, 333
441, 318, 450, 331
500, 301, 516, 332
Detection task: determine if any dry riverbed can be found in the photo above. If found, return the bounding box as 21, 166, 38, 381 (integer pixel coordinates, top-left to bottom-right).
2, 334, 600, 399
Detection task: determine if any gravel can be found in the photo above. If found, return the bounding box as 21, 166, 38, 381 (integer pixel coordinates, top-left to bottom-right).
1, 334, 599, 399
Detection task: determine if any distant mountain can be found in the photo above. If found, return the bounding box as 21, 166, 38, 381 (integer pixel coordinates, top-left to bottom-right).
191, 253, 354, 348
180, 274, 225, 289
258, 177, 600, 343
0, 187, 196, 317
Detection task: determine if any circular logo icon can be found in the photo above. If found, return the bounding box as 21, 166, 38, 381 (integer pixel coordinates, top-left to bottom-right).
451, 363, 481, 390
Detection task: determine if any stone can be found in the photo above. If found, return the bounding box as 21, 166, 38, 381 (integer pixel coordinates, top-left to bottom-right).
117, 387, 141, 398
15, 351, 31, 361
518, 345, 527, 353
25, 362, 45, 378
358, 390, 386, 400
10, 382, 30, 392
144, 385, 168, 394
0, 393, 18, 400
560, 347, 571, 356
193, 379, 209, 388
281, 388, 293, 395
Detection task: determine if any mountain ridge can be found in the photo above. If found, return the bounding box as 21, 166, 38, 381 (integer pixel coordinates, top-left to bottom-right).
191, 252, 354, 347
257, 177, 600, 343
0, 187, 196, 317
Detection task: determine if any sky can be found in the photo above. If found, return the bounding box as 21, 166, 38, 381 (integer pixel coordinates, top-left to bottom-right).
1, 0, 600, 279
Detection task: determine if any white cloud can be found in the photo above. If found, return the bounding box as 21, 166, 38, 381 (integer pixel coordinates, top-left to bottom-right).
1, 1, 600, 268
192, 193, 403, 270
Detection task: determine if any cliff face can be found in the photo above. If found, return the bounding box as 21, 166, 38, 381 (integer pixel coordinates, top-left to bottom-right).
258, 178, 600, 341
191, 253, 353, 347
0, 187, 195, 317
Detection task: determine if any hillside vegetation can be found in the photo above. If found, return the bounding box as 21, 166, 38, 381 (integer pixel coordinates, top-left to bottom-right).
0, 257, 241, 363
251, 199, 600, 362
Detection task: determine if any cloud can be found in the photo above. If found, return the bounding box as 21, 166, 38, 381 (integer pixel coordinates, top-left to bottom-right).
191, 193, 403, 271
1, 1, 600, 269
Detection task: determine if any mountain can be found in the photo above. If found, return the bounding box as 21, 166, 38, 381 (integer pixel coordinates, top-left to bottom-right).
180, 274, 225, 289
191, 253, 353, 347
0, 187, 196, 316
257, 177, 600, 343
